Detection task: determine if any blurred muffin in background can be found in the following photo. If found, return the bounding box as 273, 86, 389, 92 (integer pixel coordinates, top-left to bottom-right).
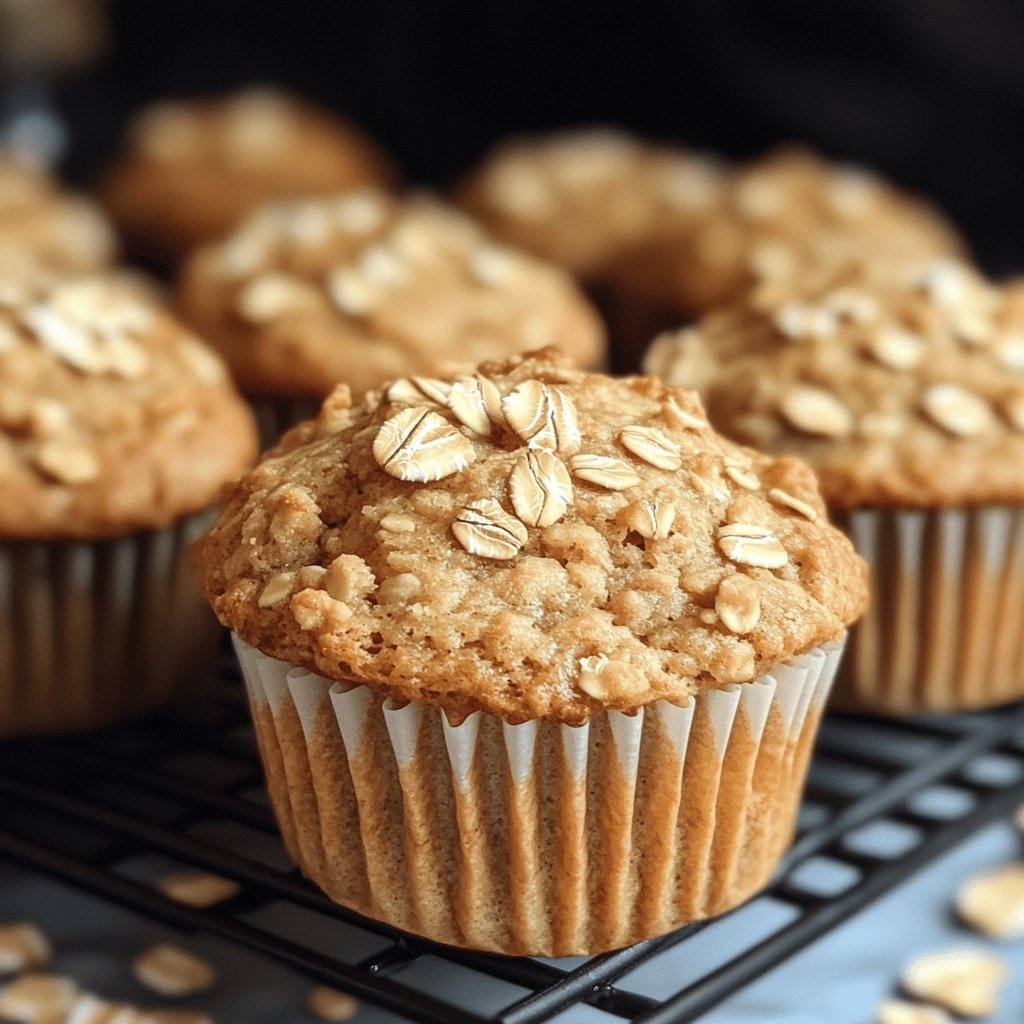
197, 348, 866, 955
101, 86, 399, 265
644, 258, 1024, 714
610, 146, 966, 364
0, 271, 257, 737
0, 153, 118, 284
177, 189, 606, 441
457, 128, 727, 285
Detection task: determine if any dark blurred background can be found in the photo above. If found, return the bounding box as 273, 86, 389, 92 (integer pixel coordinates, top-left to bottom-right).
11, 0, 1024, 273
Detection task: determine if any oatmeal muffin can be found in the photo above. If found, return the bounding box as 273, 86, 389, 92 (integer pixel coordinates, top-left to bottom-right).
645, 258, 1024, 713
456, 128, 726, 285
610, 145, 966, 352
101, 86, 397, 263
0, 154, 117, 283
196, 348, 866, 955
0, 271, 258, 736
177, 190, 607, 440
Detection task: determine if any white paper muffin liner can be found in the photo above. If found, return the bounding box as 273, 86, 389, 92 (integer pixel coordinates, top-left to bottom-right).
834, 505, 1024, 714
249, 393, 322, 450
234, 634, 843, 956
0, 511, 218, 738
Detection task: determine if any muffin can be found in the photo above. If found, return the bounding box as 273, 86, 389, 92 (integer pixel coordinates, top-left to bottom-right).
101, 86, 397, 264
609, 145, 966, 358
0, 271, 258, 736
0, 154, 118, 283
177, 190, 607, 440
644, 258, 1024, 714
456, 128, 727, 285
196, 348, 866, 955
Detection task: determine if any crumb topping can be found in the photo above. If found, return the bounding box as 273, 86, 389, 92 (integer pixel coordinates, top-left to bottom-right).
0, 272, 257, 538
178, 191, 606, 396
198, 349, 866, 724
644, 259, 1024, 509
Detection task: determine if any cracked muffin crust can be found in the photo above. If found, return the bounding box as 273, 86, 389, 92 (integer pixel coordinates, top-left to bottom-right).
197, 349, 867, 725
177, 191, 607, 399
610, 145, 965, 323
102, 86, 397, 260
0, 155, 117, 283
0, 272, 258, 539
644, 259, 1024, 510
456, 128, 727, 284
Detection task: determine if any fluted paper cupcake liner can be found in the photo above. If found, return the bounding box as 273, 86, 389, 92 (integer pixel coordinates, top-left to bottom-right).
834, 505, 1024, 714
234, 635, 843, 956
249, 393, 322, 449
0, 512, 218, 738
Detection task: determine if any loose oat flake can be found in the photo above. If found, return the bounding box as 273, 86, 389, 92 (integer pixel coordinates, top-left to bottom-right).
132, 943, 216, 998
901, 948, 1008, 1019
501, 380, 581, 454
0, 973, 78, 1021
618, 425, 682, 470
373, 407, 476, 482
875, 998, 952, 1024
155, 869, 240, 909
509, 449, 573, 527
307, 986, 358, 1021
955, 863, 1024, 939
453, 499, 528, 559
717, 523, 788, 569
0, 922, 51, 975
569, 453, 641, 491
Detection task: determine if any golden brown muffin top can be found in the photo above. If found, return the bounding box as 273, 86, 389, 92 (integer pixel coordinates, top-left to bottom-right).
456, 128, 727, 282
0, 272, 258, 539
0, 155, 118, 282
611, 145, 965, 318
101, 86, 397, 258
197, 349, 867, 725
644, 259, 1024, 510
177, 190, 607, 398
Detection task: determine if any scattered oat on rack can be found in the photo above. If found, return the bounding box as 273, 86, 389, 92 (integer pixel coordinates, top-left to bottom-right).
900, 948, 1009, 1019
0, 922, 52, 976
154, 870, 240, 910
307, 986, 358, 1021
131, 944, 217, 998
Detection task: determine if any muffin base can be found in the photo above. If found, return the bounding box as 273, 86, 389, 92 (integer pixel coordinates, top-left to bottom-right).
234, 636, 842, 956
0, 512, 217, 738
834, 505, 1024, 714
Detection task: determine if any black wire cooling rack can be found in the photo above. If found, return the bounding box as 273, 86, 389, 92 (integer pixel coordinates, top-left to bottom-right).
1, 650, 1023, 1024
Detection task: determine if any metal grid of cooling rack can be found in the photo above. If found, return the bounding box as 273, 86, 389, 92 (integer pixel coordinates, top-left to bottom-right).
0, 652, 1023, 1024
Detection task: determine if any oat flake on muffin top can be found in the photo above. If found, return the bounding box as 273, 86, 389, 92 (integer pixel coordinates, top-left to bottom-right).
644, 259, 1024, 510
197, 349, 866, 724
0, 272, 257, 539
177, 190, 606, 397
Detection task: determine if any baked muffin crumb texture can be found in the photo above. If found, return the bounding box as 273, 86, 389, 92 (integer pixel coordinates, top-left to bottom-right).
198, 349, 866, 724
644, 259, 1024, 509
